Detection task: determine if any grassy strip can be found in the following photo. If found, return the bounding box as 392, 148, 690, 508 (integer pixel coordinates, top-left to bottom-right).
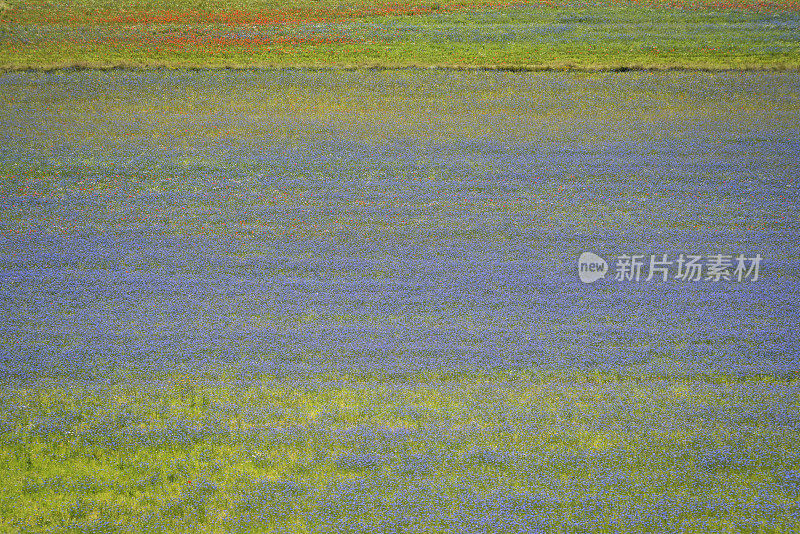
3, 43, 799, 71
1, 1, 799, 69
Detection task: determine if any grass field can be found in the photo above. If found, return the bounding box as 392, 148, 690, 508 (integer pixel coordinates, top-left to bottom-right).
1, 68, 799, 531
4, 370, 800, 532
1, 0, 799, 69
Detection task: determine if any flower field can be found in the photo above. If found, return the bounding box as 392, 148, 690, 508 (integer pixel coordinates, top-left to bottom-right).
1, 0, 799, 69
0, 68, 798, 531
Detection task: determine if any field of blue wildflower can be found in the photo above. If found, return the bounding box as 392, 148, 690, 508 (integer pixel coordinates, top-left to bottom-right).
0, 69, 799, 531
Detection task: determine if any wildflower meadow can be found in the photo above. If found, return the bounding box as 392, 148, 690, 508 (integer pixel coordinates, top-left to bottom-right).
0, 1, 799, 532
1, 0, 799, 69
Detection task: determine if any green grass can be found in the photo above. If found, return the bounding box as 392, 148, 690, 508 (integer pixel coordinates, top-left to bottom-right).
1, 1, 799, 69
2, 369, 799, 532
